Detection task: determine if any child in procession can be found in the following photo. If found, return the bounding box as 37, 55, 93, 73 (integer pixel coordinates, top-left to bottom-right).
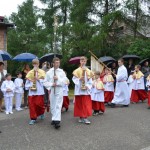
91, 71, 105, 116
14, 72, 24, 111
127, 71, 134, 99
146, 74, 150, 109
25, 59, 46, 125
130, 65, 147, 103
62, 72, 70, 112
103, 68, 114, 104
72, 56, 94, 124
1, 74, 15, 115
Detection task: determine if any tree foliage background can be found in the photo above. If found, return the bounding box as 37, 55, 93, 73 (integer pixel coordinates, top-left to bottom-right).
6, 0, 150, 75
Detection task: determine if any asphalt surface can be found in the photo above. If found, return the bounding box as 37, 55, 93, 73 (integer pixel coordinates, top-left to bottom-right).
0, 101, 150, 150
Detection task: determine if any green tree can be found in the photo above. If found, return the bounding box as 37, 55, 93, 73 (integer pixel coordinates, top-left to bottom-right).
127, 38, 150, 59
7, 0, 44, 75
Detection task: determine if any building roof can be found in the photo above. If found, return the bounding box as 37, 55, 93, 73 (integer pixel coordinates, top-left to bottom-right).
0, 16, 14, 28
0, 22, 14, 28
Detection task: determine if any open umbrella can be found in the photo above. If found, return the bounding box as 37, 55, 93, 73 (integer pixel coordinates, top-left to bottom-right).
13, 53, 38, 62
122, 55, 140, 60
40, 53, 62, 63
69, 56, 81, 64
139, 58, 150, 66
0, 50, 12, 61
99, 56, 116, 63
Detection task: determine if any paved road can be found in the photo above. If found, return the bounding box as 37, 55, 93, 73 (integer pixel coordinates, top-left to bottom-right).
0, 101, 150, 150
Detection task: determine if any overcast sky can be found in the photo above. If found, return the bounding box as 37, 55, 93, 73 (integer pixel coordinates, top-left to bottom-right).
0, 0, 45, 17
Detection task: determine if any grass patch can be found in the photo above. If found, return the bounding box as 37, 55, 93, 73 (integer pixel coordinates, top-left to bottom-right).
69, 89, 74, 99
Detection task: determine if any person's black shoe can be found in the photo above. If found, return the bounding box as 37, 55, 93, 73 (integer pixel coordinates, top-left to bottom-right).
66, 108, 68, 112
110, 103, 116, 108
121, 105, 129, 107
51, 121, 55, 125
55, 124, 60, 129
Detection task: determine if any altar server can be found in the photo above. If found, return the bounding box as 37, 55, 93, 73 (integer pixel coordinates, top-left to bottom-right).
72, 56, 94, 124
91, 71, 105, 116
103, 68, 114, 103
25, 59, 46, 125
44, 57, 66, 129
131, 65, 147, 103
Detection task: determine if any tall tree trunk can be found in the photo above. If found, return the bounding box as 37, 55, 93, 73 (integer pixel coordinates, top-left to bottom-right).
61, 4, 67, 55
134, 0, 139, 38
104, 0, 109, 16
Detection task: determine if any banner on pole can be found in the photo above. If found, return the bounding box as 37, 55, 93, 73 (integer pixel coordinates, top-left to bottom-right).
91, 56, 104, 73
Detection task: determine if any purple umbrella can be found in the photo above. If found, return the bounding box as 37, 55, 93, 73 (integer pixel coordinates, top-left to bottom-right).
69, 56, 81, 64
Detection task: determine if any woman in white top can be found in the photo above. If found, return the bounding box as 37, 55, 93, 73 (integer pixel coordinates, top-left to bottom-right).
0, 62, 7, 112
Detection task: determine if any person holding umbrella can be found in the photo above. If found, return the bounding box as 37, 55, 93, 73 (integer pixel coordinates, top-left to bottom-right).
0, 62, 7, 112
127, 59, 135, 76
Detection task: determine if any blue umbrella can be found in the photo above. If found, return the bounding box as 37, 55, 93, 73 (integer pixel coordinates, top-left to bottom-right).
13, 53, 38, 62
0, 50, 12, 61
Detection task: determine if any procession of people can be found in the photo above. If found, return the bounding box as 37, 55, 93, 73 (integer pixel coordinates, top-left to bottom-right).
0, 55, 150, 130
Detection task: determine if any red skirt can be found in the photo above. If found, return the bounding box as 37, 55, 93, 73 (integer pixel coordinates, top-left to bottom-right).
148, 91, 150, 107
104, 91, 114, 103
62, 96, 70, 109
74, 95, 92, 118
28, 95, 45, 120
92, 101, 105, 112
131, 90, 147, 103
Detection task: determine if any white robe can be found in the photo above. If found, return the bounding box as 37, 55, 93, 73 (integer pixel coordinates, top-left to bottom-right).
1, 80, 15, 113
146, 80, 150, 91
63, 84, 69, 96
91, 87, 104, 102
14, 78, 24, 110
1, 80, 15, 97
132, 76, 145, 90
127, 75, 134, 98
25, 79, 45, 96
14, 78, 24, 93
104, 82, 114, 92
72, 74, 93, 96
44, 68, 66, 121
112, 65, 130, 105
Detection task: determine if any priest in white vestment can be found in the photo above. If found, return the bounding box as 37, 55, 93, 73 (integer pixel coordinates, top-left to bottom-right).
110, 59, 130, 107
